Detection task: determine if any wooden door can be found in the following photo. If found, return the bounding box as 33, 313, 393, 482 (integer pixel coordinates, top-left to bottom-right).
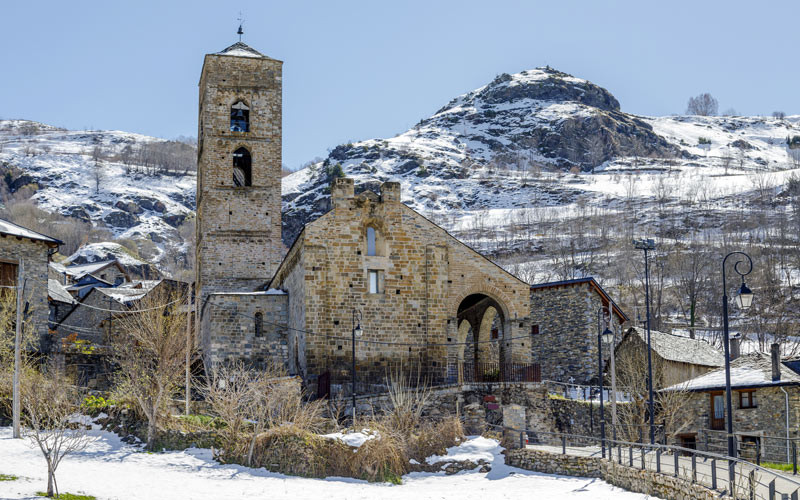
710, 391, 725, 430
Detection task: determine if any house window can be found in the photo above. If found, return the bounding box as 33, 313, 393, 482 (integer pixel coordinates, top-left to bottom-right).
233, 147, 252, 187
710, 392, 725, 430
531, 324, 540, 335
230, 101, 250, 132
0, 261, 18, 287
739, 390, 757, 409
366, 227, 377, 256
368, 270, 381, 294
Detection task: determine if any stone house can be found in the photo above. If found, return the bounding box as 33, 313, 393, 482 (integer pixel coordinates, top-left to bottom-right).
48, 279, 75, 331
615, 327, 724, 389
53, 259, 130, 287
0, 217, 61, 347
663, 347, 800, 461
528, 277, 628, 385
53, 279, 188, 388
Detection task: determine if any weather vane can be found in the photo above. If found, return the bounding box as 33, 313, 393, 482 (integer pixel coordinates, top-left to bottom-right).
237, 12, 244, 42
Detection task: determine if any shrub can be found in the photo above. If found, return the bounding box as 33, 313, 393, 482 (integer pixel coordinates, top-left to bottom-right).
348, 425, 407, 483
407, 417, 464, 462
697, 137, 711, 145
250, 425, 350, 478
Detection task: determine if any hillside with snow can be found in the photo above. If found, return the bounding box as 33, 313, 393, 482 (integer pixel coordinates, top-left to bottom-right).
0, 120, 195, 269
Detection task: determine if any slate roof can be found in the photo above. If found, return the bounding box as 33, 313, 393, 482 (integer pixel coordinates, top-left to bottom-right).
626, 327, 724, 368
215, 42, 267, 58
48, 279, 75, 304
0, 217, 61, 246
64, 260, 119, 280
664, 352, 800, 392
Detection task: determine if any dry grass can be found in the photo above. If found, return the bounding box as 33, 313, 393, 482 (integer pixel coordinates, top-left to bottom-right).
407, 417, 465, 462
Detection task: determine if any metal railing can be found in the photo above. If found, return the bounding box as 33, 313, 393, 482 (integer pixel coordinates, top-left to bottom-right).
697, 429, 800, 470
500, 425, 800, 500
447, 362, 541, 383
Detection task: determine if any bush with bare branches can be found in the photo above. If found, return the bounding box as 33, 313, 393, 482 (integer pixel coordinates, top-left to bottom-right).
111, 288, 188, 450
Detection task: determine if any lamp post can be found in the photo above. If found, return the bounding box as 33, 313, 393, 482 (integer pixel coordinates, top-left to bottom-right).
721, 252, 754, 461
633, 238, 656, 444
598, 313, 614, 458
351, 309, 363, 421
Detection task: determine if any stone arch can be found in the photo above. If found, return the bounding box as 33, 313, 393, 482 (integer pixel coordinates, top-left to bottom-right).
455, 319, 473, 362
230, 100, 250, 132
450, 285, 513, 323
232, 146, 252, 187
456, 292, 508, 371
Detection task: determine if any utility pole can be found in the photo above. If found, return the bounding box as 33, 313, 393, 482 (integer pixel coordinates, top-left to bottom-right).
12, 260, 24, 439
609, 322, 619, 442
185, 283, 192, 416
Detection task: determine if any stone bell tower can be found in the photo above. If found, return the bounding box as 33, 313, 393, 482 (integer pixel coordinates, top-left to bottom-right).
195, 41, 283, 303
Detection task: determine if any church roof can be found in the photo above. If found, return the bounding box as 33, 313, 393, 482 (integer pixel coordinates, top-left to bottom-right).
215, 42, 267, 59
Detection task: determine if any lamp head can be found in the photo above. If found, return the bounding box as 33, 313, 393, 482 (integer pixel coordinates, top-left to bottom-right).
601, 327, 614, 345
354, 323, 363, 337
735, 282, 754, 310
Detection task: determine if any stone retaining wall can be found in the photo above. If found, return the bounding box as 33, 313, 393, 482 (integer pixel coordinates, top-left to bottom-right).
506, 448, 734, 500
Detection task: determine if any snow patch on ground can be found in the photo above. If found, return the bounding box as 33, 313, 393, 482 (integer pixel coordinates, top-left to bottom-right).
0, 428, 648, 500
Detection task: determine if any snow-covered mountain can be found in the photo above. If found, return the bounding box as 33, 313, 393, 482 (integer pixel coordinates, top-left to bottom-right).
282, 67, 800, 248
0, 120, 195, 267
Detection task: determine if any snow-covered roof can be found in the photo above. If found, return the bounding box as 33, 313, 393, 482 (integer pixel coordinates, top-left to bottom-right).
64, 260, 120, 279
664, 352, 800, 392
49, 262, 67, 274
215, 42, 267, 59
48, 279, 75, 304
626, 327, 724, 368
0, 217, 61, 246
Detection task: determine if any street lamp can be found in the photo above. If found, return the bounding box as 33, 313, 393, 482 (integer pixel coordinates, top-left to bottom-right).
633, 238, 656, 445
351, 309, 363, 421
721, 252, 754, 461
598, 316, 614, 458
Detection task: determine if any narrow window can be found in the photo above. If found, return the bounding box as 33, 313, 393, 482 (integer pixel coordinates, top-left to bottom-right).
491, 328, 499, 339
255, 312, 263, 337
531, 324, 540, 335
230, 101, 250, 132
368, 270, 379, 294
366, 227, 376, 256
233, 147, 252, 187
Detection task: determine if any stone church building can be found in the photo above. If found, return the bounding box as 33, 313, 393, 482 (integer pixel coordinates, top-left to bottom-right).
196, 41, 625, 396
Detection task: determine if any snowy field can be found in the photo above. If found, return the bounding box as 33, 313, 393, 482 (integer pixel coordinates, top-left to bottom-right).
0, 428, 647, 500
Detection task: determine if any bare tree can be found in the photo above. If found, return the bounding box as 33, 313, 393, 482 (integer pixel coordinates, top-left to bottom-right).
21, 370, 91, 498
720, 148, 733, 175
686, 93, 719, 116
90, 146, 105, 194
773, 111, 786, 120
112, 288, 188, 449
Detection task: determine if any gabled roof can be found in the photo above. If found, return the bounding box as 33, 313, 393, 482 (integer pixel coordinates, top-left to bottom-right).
48, 279, 75, 304
215, 42, 268, 59
664, 352, 800, 392
64, 260, 125, 280
0, 217, 61, 247
625, 327, 724, 368
530, 277, 629, 322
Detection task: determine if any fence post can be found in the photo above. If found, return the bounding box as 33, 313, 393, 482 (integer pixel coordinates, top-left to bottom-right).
618, 443, 622, 464
656, 449, 661, 474
793, 441, 797, 475
562, 435, 566, 455
729, 460, 736, 497
711, 459, 717, 490
769, 479, 776, 500
674, 450, 679, 478
629, 446, 633, 467
792, 490, 799, 500
757, 440, 762, 466
691, 454, 697, 483
520, 431, 524, 450
749, 470, 756, 500
641, 447, 646, 470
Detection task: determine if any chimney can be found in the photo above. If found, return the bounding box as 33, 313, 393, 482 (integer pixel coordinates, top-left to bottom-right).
380, 181, 401, 203
730, 336, 740, 360
330, 177, 354, 209
771, 343, 781, 382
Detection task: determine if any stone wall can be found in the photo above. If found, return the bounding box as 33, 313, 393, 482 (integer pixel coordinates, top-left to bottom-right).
200, 291, 289, 371
0, 235, 51, 345
506, 448, 734, 500
529, 282, 624, 385
272, 179, 532, 394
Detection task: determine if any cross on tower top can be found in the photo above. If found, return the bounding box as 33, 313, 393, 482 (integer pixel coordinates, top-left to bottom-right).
236, 12, 244, 42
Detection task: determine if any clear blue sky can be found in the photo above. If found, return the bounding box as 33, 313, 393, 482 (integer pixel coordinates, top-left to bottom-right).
2, 1, 798, 169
